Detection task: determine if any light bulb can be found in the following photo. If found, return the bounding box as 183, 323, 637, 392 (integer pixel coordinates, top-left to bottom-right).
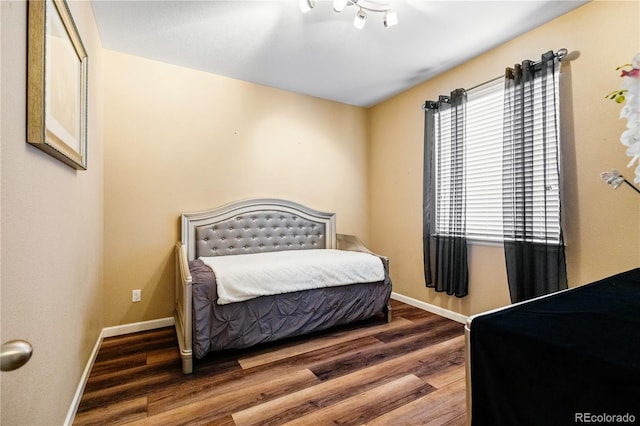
299, 0, 315, 14
353, 9, 367, 29
384, 10, 398, 27
333, 0, 348, 12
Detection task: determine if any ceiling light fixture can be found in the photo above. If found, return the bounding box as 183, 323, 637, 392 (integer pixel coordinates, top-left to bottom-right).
304, 0, 398, 30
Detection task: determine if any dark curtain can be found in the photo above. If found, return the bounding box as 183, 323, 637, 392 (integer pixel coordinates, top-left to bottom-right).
423, 89, 469, 298
502, 51, 567, 303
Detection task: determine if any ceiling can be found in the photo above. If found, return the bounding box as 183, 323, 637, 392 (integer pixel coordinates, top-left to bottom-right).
90, 0, 589, 107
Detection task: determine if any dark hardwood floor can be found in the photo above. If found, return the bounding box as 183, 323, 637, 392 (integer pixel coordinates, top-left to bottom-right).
74, 299, 467, 425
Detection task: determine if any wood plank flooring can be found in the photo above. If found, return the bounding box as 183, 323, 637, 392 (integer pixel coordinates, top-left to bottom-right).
74, 300, 467, 425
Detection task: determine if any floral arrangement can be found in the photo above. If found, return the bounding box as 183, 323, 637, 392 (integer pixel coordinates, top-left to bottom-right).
601, 169, 640, 194
606, 53, 640, 184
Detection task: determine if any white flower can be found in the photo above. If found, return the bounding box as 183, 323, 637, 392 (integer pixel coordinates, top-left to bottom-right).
617, 53, 640, 184
601, 169, 625, 189
620, 121, 640, 146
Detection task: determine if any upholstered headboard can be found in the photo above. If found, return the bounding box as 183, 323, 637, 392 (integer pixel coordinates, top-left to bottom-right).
181, 199, 337, 261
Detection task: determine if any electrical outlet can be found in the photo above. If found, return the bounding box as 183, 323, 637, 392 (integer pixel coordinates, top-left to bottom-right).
132, 289, 141, 302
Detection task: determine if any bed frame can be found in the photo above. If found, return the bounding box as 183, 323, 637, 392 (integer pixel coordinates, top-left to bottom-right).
175, 198, 390, 374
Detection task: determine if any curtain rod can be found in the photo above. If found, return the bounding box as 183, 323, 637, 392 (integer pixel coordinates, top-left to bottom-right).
422, 48, 568, 110
465, 75, 503, 93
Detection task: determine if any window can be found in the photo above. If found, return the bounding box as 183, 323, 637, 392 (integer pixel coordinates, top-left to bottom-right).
434, 70, 561, 244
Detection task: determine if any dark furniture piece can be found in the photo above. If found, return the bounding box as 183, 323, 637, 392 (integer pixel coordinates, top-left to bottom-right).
466, 268, 640, 425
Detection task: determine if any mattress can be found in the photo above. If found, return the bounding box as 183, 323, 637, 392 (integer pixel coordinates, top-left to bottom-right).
199, 249, 385, 305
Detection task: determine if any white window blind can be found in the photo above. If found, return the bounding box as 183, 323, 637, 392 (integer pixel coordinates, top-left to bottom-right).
434, 68, 561, 244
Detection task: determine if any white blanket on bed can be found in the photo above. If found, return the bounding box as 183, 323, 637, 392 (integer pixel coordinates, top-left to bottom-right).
199, 249, 385, 305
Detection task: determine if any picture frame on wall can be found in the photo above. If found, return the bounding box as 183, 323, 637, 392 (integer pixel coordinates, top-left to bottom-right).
27, 0, 88, 170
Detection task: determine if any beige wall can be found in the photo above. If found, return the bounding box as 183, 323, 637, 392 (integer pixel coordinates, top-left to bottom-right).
368, 0, 640, 317
0, 1, 104, 424
103, 51, 369, 326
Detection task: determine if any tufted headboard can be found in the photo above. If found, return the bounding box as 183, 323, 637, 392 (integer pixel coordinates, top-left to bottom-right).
181, 199, 337, 261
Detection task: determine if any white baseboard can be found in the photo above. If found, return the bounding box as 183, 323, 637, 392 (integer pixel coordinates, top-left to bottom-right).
102, 316, 174, 338
391, 292, 468, 324
64, 329, 104, 426
64, 317, 175, 425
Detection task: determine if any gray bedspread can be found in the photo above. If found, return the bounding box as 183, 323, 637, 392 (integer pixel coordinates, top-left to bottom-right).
190, 258, 392, 359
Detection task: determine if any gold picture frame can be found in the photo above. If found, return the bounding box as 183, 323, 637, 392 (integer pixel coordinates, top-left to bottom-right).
27, 0, 88, 170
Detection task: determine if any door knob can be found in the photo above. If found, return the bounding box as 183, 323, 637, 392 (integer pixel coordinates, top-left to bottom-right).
1, 340, 33, 372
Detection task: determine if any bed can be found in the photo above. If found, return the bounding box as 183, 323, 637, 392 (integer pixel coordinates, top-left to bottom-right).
465, 268, 640, 425
174, 198, 392, 374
